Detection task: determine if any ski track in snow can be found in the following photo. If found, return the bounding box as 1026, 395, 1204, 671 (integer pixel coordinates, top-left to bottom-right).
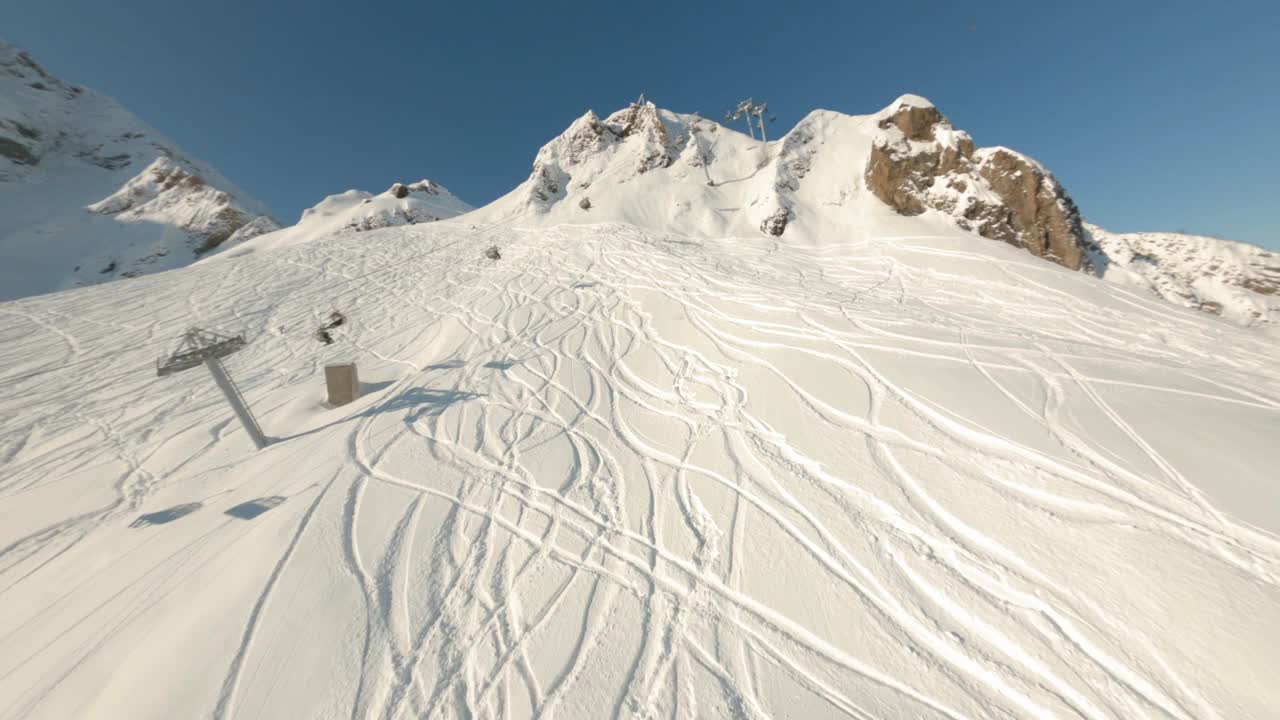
0, 222, 1278, 719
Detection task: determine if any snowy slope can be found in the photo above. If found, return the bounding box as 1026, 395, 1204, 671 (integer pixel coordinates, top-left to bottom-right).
1086, 224, 1280, 327
227, 180, 473, 256
2, 201, 1278, 718
0, 42, 276, 300
472, 97, 1279, 329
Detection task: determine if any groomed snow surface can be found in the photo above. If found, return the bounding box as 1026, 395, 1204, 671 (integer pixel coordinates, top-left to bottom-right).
1, 209, 1279, 718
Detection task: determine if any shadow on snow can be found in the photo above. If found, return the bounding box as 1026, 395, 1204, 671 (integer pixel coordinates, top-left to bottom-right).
278, 384, 485, 443
129, 502, 202, 528
225, 496, 287, 520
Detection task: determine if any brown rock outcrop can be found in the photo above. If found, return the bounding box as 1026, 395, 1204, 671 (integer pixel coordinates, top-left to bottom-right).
974, 149, 1084, 269
866, 97, 1086, 270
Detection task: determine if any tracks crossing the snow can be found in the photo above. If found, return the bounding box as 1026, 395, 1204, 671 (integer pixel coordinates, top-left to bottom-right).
1, 222, 1278, 719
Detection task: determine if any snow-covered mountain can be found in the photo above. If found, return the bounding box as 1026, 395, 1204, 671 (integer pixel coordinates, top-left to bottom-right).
3, 207, 1278, 720
3, 92, 1279, 719
0, 42, 277, 300
471, 94, 1278, 328
5, 47, 1274, 328
226, 179, 473, 256
1085, 224, 1280, 325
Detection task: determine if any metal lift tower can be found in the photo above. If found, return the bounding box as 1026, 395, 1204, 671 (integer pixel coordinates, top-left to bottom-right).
157, 328, 268, 450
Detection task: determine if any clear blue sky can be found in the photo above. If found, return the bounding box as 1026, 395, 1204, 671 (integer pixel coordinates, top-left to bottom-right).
6, 0, 1278, 247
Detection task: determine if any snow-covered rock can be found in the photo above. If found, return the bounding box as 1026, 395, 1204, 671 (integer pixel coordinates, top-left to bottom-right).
479, 93, 1088, 257
864, 95, 1087, 270
0, 42, 275, 299
85, 157, 263, 254
1085, 224, 1280, 326
227, 179, 472, 254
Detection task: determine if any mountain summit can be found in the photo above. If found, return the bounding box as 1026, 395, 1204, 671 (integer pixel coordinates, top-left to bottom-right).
0, 42, 276, 300
469, 94, 1278, 327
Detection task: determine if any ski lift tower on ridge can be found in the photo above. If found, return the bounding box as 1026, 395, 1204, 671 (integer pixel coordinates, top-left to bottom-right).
157, 327, 268, 450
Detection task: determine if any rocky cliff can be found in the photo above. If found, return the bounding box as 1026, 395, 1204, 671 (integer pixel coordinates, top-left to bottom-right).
865, 95, 1086, 270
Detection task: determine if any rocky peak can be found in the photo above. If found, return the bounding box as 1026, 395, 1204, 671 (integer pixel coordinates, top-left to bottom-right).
89, 157, 209, 215
865, 95, 1086, 270
1, 43, 280, 299
602, 99, 676, 173
388, 180, 442, 199
520, 99, 684, 209
876, 95, 945, 141
560, 111, 613, 165
348, 179, 460, 231
87, 156, 261, 254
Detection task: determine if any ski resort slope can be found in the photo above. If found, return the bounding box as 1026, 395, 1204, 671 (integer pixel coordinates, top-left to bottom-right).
1, 202, 1279, 719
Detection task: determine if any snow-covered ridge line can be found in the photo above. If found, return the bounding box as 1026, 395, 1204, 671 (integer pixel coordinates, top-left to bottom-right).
1085, 223, 1280, 326
0, 41, 276, 299
227, 179, 474, 254
3, 38, 1274, 327
466, 92, 1276, 327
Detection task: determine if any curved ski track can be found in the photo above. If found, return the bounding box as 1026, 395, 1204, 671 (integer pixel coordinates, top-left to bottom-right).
1, 222, 1278, 719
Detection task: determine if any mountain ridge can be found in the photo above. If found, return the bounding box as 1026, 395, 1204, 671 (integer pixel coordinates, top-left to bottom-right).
0, 41, 276, 299
466, 93, 1278, 327
2, 41, 1275, 328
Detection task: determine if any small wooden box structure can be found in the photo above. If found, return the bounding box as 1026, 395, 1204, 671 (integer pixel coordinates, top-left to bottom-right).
325, 363, 360, 406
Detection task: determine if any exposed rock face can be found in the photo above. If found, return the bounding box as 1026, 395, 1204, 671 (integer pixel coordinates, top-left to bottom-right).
0, 136, 38, 165
878, 101, 947, 142
760, 207, 790, 236
974, 149, 1085, 270
603, 100, 676, 174
388, 180, 440, 201
865, 96, 1086, 270
754, 118, 821, 238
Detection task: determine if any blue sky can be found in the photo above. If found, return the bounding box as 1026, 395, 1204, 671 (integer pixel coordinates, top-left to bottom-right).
7, 0, 1279, 248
